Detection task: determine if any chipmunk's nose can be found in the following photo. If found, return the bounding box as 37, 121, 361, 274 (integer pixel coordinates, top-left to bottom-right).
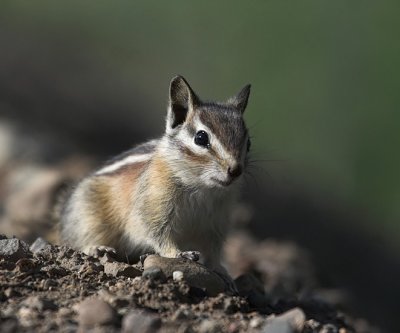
228, 165, 242, 179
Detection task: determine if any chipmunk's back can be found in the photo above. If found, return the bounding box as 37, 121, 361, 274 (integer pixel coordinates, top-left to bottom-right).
61, 141, 157, 257
95, 139, 158, 176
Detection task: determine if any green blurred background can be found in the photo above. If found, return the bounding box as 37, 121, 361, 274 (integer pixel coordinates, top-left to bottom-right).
0, 1, 399, 331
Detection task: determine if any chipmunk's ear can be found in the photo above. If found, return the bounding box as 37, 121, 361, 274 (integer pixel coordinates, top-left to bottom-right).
227, 84, 251, 114
167, 76, 200, 131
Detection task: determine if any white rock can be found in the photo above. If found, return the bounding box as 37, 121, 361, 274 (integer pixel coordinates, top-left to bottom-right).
173, 270, 184, 281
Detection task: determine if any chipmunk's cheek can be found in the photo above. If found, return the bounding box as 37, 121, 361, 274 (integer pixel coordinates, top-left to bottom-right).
197, 163, 218, 188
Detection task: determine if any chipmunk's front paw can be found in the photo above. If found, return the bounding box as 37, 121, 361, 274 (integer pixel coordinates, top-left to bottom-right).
177, 251, 201, 262
86, 245, 117, 258
139, 253, 153, 265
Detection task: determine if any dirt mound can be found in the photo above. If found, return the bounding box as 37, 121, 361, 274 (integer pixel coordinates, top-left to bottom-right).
0, 234, 376, 333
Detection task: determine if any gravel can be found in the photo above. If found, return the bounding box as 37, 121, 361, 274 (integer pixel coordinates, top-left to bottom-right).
0, 235, 374, 332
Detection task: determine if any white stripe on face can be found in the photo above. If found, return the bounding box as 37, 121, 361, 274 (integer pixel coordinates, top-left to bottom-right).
96, 154, 151, 175
191, 116, 237, 166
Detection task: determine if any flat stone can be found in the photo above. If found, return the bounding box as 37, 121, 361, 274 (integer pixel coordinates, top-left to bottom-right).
121, 310, 161, 333
103, 262, 141, 278
143, 255, 226, 296
77, 297, 117, 328
0, 238, 32, 262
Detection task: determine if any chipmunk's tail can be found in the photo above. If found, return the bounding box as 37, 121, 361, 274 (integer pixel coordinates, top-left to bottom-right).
51, 182, 73, 240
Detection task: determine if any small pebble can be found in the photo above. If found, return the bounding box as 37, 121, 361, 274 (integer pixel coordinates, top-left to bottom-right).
104, 262, 141, 278
77, 297, 117, 327
18, 307, 37, 327
262, 308, 306, 333
306, 319, 321, 330
249, 317, 264, 328
276, 307, 306, 332
173, 270, 184, 281
198, 319, 221, 333
121, 310, 161, 333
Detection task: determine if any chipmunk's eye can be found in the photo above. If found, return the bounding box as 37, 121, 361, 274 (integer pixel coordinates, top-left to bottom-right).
246, 138, 251, 152
194, 130, 210, 148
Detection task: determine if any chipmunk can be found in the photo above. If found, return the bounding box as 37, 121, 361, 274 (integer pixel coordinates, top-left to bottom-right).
61, 76, 251, 281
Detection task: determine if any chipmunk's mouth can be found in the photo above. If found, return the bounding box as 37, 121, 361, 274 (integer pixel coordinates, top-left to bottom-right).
211, 177, 233, 187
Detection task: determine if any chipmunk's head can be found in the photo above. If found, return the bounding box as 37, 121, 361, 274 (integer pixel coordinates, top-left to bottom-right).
164, 76, 251, 189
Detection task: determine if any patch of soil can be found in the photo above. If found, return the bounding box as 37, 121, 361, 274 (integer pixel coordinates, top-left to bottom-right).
0, 235, 376, 333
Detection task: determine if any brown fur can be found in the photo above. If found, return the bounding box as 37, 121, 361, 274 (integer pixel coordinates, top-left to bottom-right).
142, 155, 174, 229
86, 161, 148, 249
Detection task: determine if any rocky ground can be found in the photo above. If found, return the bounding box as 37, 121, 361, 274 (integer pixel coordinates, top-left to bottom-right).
0, 233, 376, 333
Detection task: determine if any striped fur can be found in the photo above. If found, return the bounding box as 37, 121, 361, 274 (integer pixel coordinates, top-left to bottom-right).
61, 76, 251, 271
